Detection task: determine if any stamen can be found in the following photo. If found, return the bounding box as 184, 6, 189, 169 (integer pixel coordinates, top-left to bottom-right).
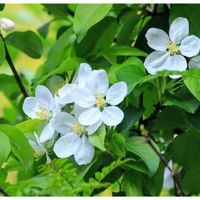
71, 122, 85, 134
167, 41, 179, 55
36, 107, 51, 120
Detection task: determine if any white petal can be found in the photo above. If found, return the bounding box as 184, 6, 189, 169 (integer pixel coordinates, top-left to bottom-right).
106, 82, 127, 106
53, 112, 75, 135
163, 161, 174, 190
0, 18, 15, 32
57, 84, 75, 105
39, 122, 55, 143
74, 135, 95, 165
53, 133, 81, 158
145, 28, 169, 51
29, 139, 45, 154
165, 55, 187, 72
102, 106, 124, 126
189, 56, 200, 69
23, 97, 40, 119
169, 17, 189, 44
35, 85, 54, 111
180, 35, 200, 57
74, 104, 86, 119
87, 120, 102, 135
144, 51, 170, 74
86, 70, 109, 95
79, 107, 102, 126
76, 63, 92, 86
72, 88, 95, 108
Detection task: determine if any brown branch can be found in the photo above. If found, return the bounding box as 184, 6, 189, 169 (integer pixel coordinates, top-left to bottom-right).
0, 188, 9, 196
0, 33, 28, 98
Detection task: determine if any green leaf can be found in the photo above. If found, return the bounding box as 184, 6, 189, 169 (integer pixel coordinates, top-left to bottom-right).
105, 46, 147, 57
74, 4, 112, 42
5, 31, 43, 58
123, 170, 143, 196
116, 60, 146, 93
75, 17, 117, 57
110, 134, 125, 157
45, 28, 76, 72
0, 4, 5, 11
89, 125, 106, 151
170, 5, 200, 37
0, 36, 5, 65
0, 125, 34, 173
164, 87, 199, 113
0, 131, 11, 165
42, 4, 68, 17
183, 69, 200, 102
126, 136, 160, 176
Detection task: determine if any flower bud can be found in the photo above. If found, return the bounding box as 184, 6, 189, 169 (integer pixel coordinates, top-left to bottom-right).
0, 18, 15, 32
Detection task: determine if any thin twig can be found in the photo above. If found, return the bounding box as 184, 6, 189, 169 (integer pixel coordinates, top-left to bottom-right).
0, 34, 28, 98
0, 188, 9, 196
146, 137, 185, 196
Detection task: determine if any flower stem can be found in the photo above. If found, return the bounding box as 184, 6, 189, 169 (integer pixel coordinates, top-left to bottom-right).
146, 137, 185, 196
0, 188, 9, 196
0, 34, 28, 98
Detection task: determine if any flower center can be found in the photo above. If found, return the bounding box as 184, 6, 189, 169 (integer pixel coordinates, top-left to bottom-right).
167, 41, 179, 55
71, 122, 85, 134
96, 96, 106, 107
36, 107, 51, 120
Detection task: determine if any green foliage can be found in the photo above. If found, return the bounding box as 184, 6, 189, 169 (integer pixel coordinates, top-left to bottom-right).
5, 31, 43, 58
0, 36, 5, 65
74, 4, 112, 42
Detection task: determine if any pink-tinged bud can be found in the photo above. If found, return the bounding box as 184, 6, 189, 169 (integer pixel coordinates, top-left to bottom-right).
0, 18, 15, 32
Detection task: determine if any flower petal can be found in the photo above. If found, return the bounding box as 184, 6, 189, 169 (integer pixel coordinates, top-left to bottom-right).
23, 97, 40, 119
86, 70, 109, 95
87, 120, 102, 135
35, 85, 54, 111
57, 84, 75, 105
102, 106, 124, 126
144, 51, 170, 74
74, 135, 95, 165
74, 104, 86, 119
0, 18, 15, 32
76, 63, 92, 86
53, 133, 81, 158
180, 35, 200, 57
39, 122, 55, 143
106, 82, 127, 105
53, 112, 75, 135
169, 17, 189, 44
79, 107, 102, 126
145, 28, 169, 51
189, 56, 200, 69
165, 55, 187, 72
72, 88, 95, 108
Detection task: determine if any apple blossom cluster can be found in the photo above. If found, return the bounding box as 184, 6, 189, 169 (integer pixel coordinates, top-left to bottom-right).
23, 64, 127, 165
144, 17, 200, 78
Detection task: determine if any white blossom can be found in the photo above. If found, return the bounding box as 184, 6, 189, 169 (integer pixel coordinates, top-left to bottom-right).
72, 70, 127, 126
144, 17, 200, 78
23, 85, 60, 143
53, 105, 98, 165
0, 18, 15, 32
189, 56, 200, 69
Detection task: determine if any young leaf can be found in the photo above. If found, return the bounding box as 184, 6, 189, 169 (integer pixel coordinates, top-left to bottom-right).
110, 134, 126, 157
89, 125, 106, 151
0, 131, 11, 165
73, 4, 112, 42
5, 31, 43, 58
126, 136, 160, 176
0, 36, 5, 65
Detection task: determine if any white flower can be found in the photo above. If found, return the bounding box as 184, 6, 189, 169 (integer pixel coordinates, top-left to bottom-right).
53, 106, 98, 165
0, 18, 15, 32
189, 56, 200, 69
23, 85, 60, 143
144, 17, 200, 77
56, 63, 94, 106
72, 70, 127, 126
162, 161, 174, 190
28, 132, 51, 163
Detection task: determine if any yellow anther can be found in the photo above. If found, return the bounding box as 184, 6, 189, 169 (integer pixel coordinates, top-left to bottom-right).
71, 122, 85, 134
167, 41, 179, 55
96, 96, 106, 107
36, 107, 51, 120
